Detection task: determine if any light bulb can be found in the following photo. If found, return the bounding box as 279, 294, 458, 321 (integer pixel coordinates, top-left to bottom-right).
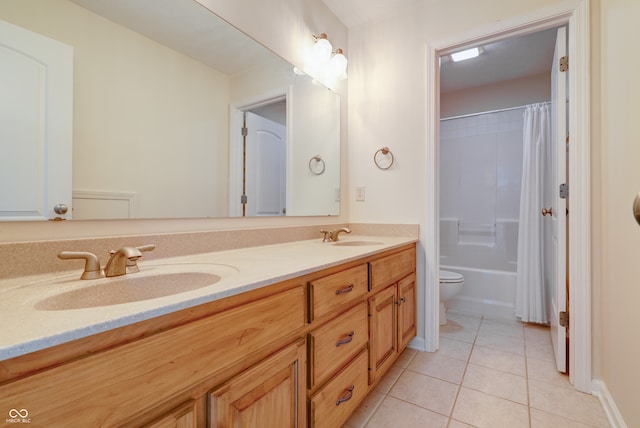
313, 33, 333, 63
330, 48, 348, 79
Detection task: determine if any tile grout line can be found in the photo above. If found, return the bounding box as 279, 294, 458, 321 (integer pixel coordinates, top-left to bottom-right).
445, 315, 483, 428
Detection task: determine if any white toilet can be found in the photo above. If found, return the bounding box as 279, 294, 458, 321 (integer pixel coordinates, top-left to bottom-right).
439, 269, 464, 325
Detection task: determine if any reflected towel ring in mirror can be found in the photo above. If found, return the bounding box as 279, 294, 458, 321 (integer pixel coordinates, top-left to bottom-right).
374, 147, 394, 170
309, 155, 326, 175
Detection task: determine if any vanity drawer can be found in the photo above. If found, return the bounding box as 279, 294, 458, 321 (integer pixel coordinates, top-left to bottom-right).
308, 302, 368, 388
308, 349, 369, 428
369, 247, 416, 290
308, 264, 368, 321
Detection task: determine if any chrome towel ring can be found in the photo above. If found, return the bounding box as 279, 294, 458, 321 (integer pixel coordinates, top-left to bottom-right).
374, 147, 394, 170
309, 155, 325, 175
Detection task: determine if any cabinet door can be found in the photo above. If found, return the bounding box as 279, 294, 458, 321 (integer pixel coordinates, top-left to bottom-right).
145, 401, 197, 428
368, 284, 397, 385
208, 340, 306, 428
398, 274, 417, 351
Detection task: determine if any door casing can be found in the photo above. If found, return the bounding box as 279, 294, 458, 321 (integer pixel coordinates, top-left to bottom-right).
424, 0, 591, 392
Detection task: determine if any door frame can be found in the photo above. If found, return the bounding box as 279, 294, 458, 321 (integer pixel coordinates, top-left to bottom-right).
424, 0, 591, 392
228, 90, 289, 217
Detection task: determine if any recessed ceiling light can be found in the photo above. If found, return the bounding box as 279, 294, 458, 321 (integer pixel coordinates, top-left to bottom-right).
451, 47, 481, 62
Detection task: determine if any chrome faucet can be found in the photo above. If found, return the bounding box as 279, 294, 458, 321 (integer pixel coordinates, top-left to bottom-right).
104, 244, 155, 277
320, 227, 352, 242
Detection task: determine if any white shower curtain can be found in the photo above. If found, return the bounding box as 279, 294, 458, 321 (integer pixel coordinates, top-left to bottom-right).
515, 103, 550, 324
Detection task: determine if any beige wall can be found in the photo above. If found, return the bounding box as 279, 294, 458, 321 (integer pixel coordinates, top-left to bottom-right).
441, 73, 551, 118
598, 0, 640, 424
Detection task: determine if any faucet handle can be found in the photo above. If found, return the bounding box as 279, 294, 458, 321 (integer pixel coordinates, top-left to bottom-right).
320, 230, 331, 242
58, 251, 105, 280
136, 244, 156, 253
127, 244, 155, 273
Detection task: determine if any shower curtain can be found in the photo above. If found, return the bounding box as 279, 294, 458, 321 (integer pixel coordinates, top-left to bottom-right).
515, 103, 550, 324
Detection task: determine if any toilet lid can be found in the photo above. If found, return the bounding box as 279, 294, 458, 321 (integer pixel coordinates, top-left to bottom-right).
440, 269, 464, 283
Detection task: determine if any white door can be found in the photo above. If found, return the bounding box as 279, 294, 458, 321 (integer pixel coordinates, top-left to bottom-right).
0, 20, 73, 220
548, 26, 568, 373
244, 112, 286, 216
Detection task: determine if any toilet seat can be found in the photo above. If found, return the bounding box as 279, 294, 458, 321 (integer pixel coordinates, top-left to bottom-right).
439, 269, 464, 284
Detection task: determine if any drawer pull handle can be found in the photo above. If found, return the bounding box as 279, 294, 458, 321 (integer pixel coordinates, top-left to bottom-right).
335, 284, 354, 295
336, 385, 355, 406
335, 331, 355, 347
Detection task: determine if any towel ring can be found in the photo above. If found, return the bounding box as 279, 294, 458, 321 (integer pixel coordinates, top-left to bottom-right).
374, 147, 394, 170
309, 155, 325, 175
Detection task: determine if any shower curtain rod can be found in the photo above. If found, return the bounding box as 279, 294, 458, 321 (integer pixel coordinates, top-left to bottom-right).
440, 102, 549, 122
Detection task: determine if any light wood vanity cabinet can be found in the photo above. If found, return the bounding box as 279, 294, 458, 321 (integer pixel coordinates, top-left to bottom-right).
145, 401, 197, 428
208, 339, 307, 428
368, 249, 417, 385
0, 242, 416, 428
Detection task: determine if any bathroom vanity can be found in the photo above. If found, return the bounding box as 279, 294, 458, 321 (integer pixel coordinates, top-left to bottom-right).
0, 237, 416, 427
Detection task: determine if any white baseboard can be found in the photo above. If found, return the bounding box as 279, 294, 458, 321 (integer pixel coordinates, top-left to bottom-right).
592, 379, 627, 428
408, 336, 428, 352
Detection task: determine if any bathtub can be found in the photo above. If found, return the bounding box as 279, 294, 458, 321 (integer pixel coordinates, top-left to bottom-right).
441, 263, 517, 318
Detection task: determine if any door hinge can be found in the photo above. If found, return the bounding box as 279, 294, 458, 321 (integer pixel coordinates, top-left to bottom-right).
559, 56, 569, 72
240, 194, 247, 204
559, 311, 569, 328
241, 126, 248, 137
559, 183, 568, 199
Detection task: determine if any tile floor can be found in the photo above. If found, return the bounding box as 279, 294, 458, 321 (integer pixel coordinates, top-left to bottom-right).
344, 311, 610, 428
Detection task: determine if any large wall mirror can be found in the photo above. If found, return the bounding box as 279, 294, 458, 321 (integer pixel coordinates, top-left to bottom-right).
0, 0, 340, 220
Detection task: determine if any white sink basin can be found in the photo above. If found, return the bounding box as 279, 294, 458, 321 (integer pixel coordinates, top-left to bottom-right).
332, 241, 383, 247
35, 263, 238, 311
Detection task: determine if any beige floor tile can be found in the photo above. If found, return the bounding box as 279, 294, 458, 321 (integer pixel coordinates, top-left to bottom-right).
373, 365, 403, 394
440, 313, 481, 343
389, 370, 458, 416
448, 420, 476, 428
524, 324, 552, 345
529, 379, 611, 427
479, 319, 524, 339
530, 408, 595, 428
393, 347, 417, 369
526, 338, 555, 362
408, 352, 467, 384
469, 345, 526, 376
438, 337, 473, 362
475, 332, 525, 356
365, 396, 448, 428
526, 356, 572, 389
343, 390, 385, 428
462, 363, 528, 405
452, 387, 529, 428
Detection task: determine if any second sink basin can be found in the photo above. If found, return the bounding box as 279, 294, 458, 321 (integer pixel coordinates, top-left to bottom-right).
35, 263, 238, 311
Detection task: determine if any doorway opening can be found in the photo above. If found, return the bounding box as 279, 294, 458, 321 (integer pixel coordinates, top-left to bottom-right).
229, 96, 287, 217
425, 0, 591, 392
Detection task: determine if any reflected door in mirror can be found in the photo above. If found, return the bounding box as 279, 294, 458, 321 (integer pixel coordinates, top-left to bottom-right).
0, 19, 73, 221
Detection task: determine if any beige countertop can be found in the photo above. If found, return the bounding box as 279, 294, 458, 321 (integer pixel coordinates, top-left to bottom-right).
0, 235, 417, 361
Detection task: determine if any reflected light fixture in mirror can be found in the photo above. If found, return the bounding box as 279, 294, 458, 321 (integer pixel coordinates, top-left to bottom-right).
310, 33, 348, 81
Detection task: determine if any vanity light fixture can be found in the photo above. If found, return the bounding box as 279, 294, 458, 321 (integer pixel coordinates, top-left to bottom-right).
312, 33, 333, 62
309, 33, 348, 81
330, 48, 348, 80
451, 47, 482, 62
